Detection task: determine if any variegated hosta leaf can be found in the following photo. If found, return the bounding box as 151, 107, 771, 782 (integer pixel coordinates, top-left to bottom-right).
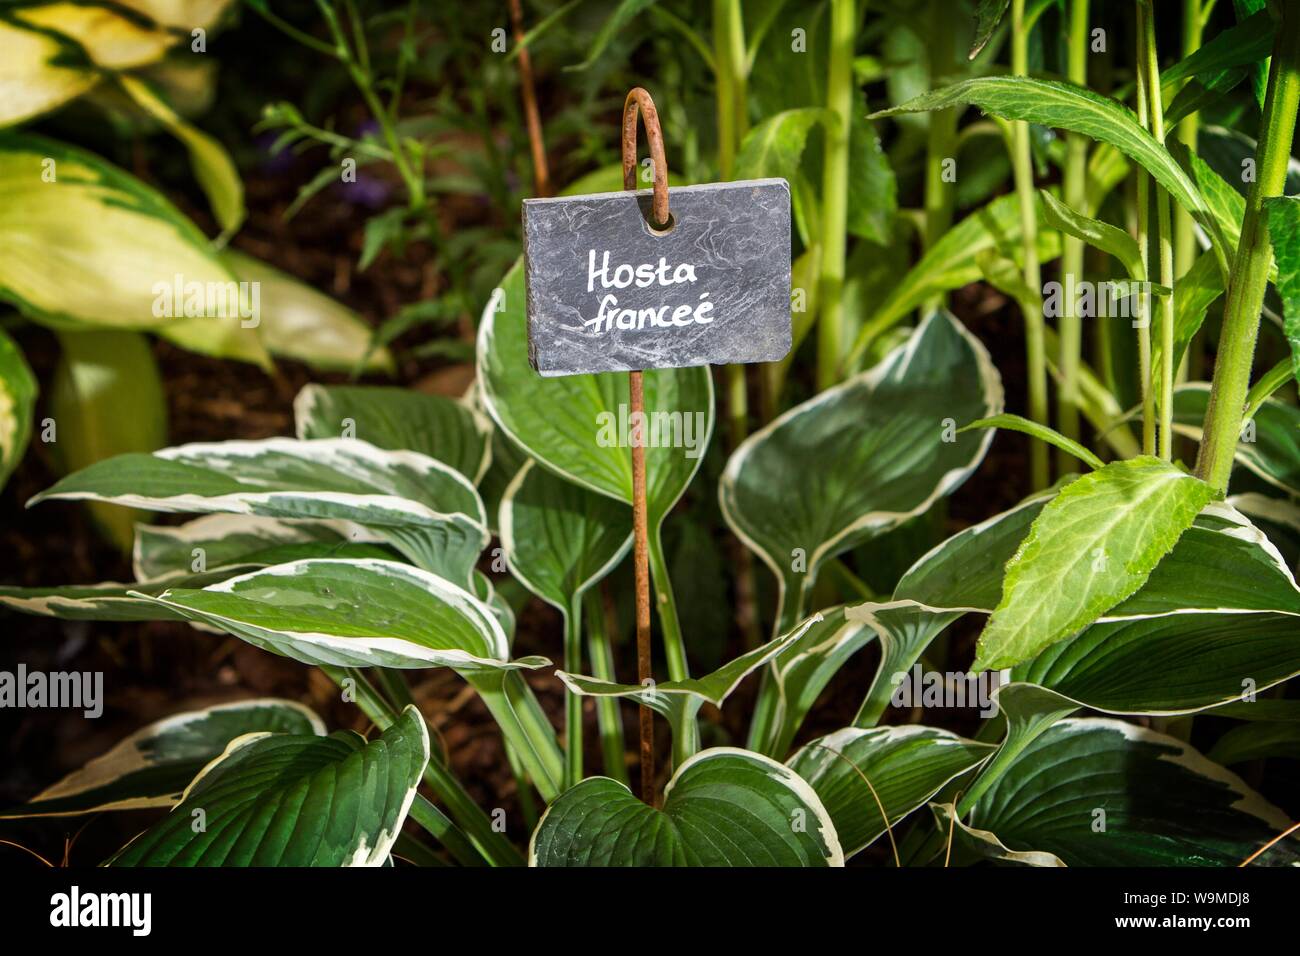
500, 458, 631, 618
223, 253, 395, 374
135, 558, 549, 672
478, 260, 714, 528
111, 703, 428, 867
748, 606, 874, 758
0, 326, 37, 490
722, 310, 1002, 635
960, 718, 1298, 866
0, 699, 323, 818
530, 748, 843, 867
973, 457, 1215, 672
929, 802, 1066, 867
0, 132, 237, 330
133, 513, 391, 581
295, 384, 490, 483
30, 437, 488, 587
788, 726, 995, 858
0, 568, 253, 622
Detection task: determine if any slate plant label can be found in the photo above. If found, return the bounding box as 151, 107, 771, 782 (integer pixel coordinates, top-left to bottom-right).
523, 178, 792, 376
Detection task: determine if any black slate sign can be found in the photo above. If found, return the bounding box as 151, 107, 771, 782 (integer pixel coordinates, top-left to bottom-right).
522, 179, 792, 377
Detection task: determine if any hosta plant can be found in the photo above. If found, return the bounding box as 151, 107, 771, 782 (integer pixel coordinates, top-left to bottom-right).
5, 0, 1300, 868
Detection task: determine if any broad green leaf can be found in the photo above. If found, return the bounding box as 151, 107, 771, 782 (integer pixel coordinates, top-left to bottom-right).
1208, 722, 1300, 766
1265, 196, 1300, 386
1168, 139, 1256, 272
30, 437, 488, 586
133, 513, 388, 580
1015, 613, 1300, 715
872, 78, 1215, 242
789, 726, 994, 858
0, 21, 97, 127
0, 567, 261, 622
529, 747, 843, 867
49, 330, 167, 551
1154, 252, 1224, 381
962, 718, 1297, 866
0, 699, 323, 818
1160, 9, 1272, 90
973, 457, 1215, 671
500, 458, 631, 618
111, 703, 429, 867
734, 108, 833, 185
1039, 190, 1143, 279
294, 384, 489, 483
722, 311, 1002, 635
851, 192, 1061, 354
847, 106, 896, 244
929, 802, 1064, 866
223, 250, 394, 374
0, 132, 237, 329
0, 326, 36, 489
478, 260, 713, 530
961, 413, 1104, 471
118, 74, 244, 236
139, 558, 548, 672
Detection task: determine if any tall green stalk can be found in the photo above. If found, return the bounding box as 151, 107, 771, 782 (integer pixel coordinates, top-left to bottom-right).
562, 604, 583, 789
1010, 0, 1049, 489
923, 0, 956, 261
1173, 0, 1204, 285
1058, 0, 1089, 469
1134, 5, 1157, 457
648, 526, 691, 683
585, 589, 629, 786
1197, 6, 1300, 492
1138, 1, 1176, 461
816, 0, 855, 389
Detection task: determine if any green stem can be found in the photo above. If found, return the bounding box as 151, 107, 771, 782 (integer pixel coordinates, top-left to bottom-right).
324, 667, 522, 867
1196, 6, 1300, 492
408, 795, 485, 867
1058, 0, 1089, 468
562, 604, 583, 790
647, 523, 690, 682
1134, 4, 1157, 457
1011, 0, 1049, 489
466, 670, 563, 803
585, 589, 630, 786
923, 0, 956, 263
1139, 1, 1175, 461
817, 0, 855, 388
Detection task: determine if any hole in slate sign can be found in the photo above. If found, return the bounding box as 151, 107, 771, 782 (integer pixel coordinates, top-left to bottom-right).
634, 194, 676, 236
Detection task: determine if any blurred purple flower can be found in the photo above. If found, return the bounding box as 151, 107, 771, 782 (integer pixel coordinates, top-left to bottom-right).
337, 173, 393, 210
255, 132, 296, 175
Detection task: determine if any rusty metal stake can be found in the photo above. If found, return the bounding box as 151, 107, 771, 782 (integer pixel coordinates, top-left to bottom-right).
621, 87, 670, 805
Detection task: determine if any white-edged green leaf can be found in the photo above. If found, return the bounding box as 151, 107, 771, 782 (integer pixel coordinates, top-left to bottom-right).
1039, 189, 1144, 279
872, 78, 1216, 243
294, 383, 489, 483
133, 513, 389, 581
789, 726, 995, 858
478, 261, 714, 530
722, 311, 1002, 635
929, 801, 1065, 866
224, 250, 394, 374
29, 437, 489, 587
961, 412, 1104, 471
974, 457, 1215, 671
49, 329, 167, 551
11, 3, 175, 69
111, 703, 428, 867
0, 699, 324, 818
846, 600, 965, 728
118, 74, 243, 235
0, 325, 36, 489
529, 747, 843, 867
0, 131, 238, 330
136, 558, 548, 672
500, 458, 631, 617
0, 567, 258, 622
962, 717, 1297, 866
1208, 722, 1300, 766
1266, 196, 1300, 386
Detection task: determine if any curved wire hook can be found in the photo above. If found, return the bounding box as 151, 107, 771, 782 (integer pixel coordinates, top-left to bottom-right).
621, 87, 671, 227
